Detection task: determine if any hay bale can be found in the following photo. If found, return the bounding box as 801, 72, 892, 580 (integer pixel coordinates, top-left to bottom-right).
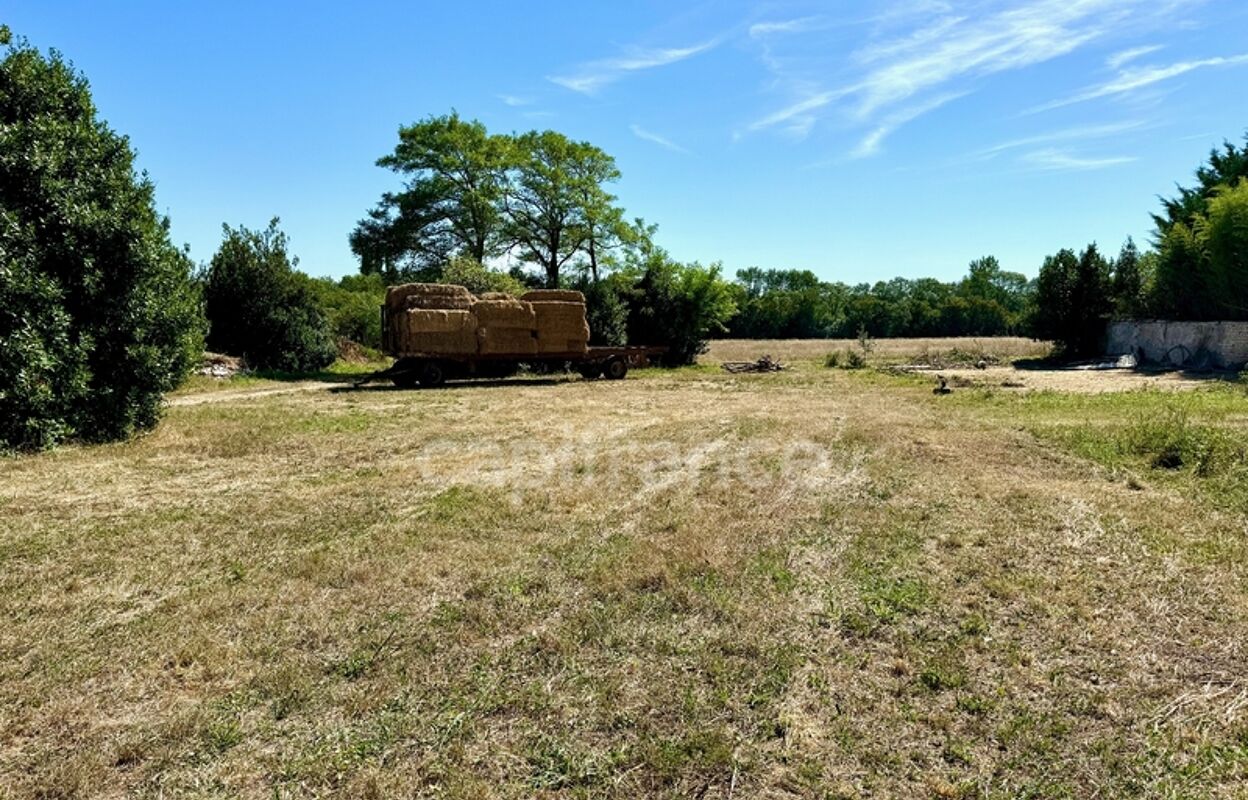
472, 298, 536, 329
478, 326, 537, 355
386, 283, 475, 310
532, 300, 587, 327
403, 293, 475, 311
405, 309, 476, 334
521, 289, 585, 303
478, 291, 518, 301
402, 330, 478, 355
536, 337, 589, 355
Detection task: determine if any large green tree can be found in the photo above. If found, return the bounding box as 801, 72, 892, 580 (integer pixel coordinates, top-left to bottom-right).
0, 32, 204, 450
506, 130, 621, 288
351, 112, 511, 281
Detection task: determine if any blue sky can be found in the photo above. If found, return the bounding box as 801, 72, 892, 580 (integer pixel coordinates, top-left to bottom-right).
7, 0, 1248, 283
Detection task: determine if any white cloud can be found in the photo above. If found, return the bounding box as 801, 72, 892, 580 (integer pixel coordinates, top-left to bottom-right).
850, 91, 967, 158
1106, 44, 1163, 69
1021, 148, 1137, 170
749, 17, 822, 38
498, 94, 532, 107
747, 0, 1200, 153
549, 40, 717, 95
630, 124, 689, 153
1032, 53, 1248, 112
975, 119, 1148, 158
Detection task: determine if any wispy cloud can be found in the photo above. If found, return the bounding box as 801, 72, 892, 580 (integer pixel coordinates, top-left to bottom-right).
974, 119, 1148, 158
1032, 52, 1248, 112
549, 40, 717, 95
1021, 148, 1137, 170
1106, 44, 1162, 69
630, 124, 689, 153
749, 17, 823, 38
851, 91, 967, 158
746, 0, 1198, 156
498, 94, 532, 107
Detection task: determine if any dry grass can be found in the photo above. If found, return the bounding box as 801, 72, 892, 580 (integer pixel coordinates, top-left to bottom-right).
705, 336, 1052, 365
1, 362, 1246, 797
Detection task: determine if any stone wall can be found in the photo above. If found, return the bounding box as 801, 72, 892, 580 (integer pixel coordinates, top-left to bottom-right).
1107, 320, 1248, 370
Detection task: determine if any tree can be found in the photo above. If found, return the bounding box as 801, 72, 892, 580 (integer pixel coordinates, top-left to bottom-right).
1031, 244, 1113, 357
1110, 238, 1146, 318
1153, 135, 1248, 238
351, 112, 510, 281
506, 130, 620, 288
0, 34, 204, 450
203, 219, 337, 371
1198, 179, 1248, 319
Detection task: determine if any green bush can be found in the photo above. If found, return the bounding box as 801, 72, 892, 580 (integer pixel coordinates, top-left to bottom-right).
619, 254, 737, 366
823, 351, 841, 368
309, 273, 386, 349
0, 35, 204, 450
439, 254, 527, 296
579, 278, 628, 346
203, 219, 336, 372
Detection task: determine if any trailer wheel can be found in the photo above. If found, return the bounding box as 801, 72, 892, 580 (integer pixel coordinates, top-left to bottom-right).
604, 356, 628, 380
419, 360, 447, 387
578, 363, 603, 380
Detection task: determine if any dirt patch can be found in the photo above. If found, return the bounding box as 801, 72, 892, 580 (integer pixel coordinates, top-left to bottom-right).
907, 365, 1230, 394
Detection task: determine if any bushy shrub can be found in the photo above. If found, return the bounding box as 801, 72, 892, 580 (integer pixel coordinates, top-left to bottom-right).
619, 254, 737, 366
0, 35, 204, 450
203, 219, 336, 372
578, 278, 628, 346
309, 273, 386, 349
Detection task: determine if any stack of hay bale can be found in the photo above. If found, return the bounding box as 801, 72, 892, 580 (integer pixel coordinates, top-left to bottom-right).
385, 283, 592, 358
385, 283, 479, 355
472, 295, 538, 355
523, 289, 590, 355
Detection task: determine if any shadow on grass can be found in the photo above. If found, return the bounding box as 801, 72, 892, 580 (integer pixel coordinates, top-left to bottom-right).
329, 376, 573, 393
250, 365, 389, 384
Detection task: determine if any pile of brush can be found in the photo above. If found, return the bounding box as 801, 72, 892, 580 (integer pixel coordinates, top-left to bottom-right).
721, 355, 785, 373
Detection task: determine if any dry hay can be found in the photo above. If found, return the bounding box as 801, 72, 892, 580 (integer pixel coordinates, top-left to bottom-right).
536, 337, 589, 355
386, 283, 477, 311
472, 298, 537, 329
405, 309, 476, 334
478, 326, 538, 355
521, 289, 585, 303
478, 291, 518, 301
401, 330, 478, 355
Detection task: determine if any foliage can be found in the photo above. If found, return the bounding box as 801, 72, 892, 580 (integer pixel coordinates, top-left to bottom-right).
576, 277, 628, 346
1147, 138, 1248, 320
439, 254, 526, 296
725, 258, 1031, 340
506, 130, 620, 288
1110, 238, 1147, 318
354, 115, 625, 289
1031, 244, 1114, 357
350, 112, 511, 281
203, 219, 337, 371
308, 272, 386, 349
618, 253, 737, 365
0, 35, 204, 450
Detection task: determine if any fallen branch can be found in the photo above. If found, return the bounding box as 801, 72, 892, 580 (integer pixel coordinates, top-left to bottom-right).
721, 355, 785, 373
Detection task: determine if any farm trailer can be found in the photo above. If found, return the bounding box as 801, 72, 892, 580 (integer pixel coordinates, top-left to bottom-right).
354, 305, 666, 388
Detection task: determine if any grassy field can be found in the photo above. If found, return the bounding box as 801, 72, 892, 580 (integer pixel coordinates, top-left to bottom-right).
2, 345, 1247, 798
